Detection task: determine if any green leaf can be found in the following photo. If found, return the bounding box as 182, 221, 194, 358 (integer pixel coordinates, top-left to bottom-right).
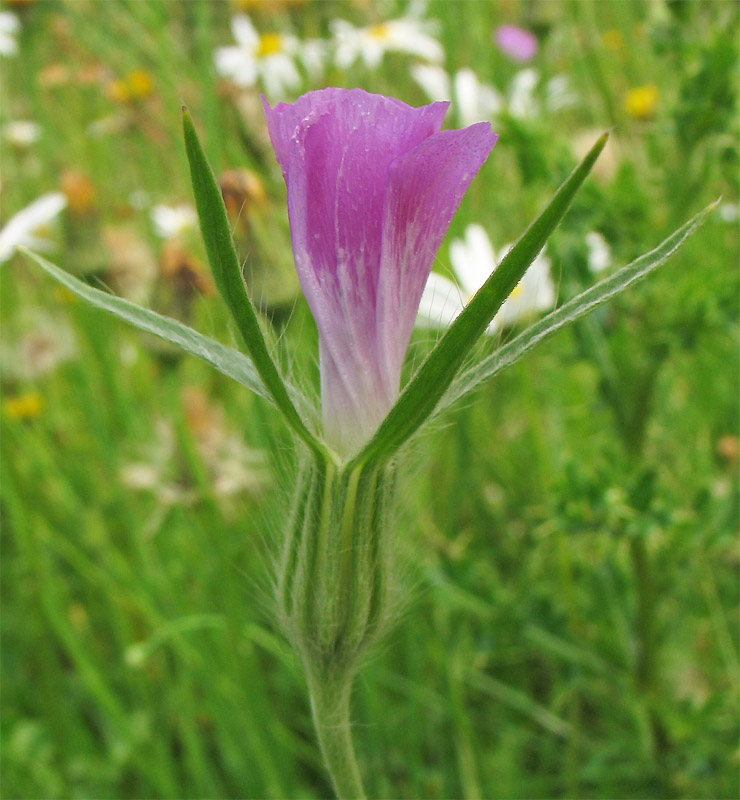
20, 247, 276, 402
182, 107, 328, 460
351, 133, 609, 468
438, 200, 717, 417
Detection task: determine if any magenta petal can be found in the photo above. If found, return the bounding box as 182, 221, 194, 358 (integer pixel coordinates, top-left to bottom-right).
262, 89, 496, 455
494, 24, 539, 62
376, 122, 498, 392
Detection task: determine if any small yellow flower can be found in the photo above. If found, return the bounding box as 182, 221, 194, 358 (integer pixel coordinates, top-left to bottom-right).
108, 70, 154, 103
127, 69, 154, 99
601, 29, 623, 52
3, 391, 43, 420
624, 84, 659, 119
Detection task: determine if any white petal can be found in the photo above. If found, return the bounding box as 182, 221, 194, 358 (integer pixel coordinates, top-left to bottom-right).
585, 231, 611, 273
451, 224, 495, 296
214, 46, 255, 83
495, 252, 555, 325
0, 192, 67, 263
300, 39, 327, 78
0, 28, 18, 57
719, 202, 739, 223
361, 41, 385, 68
387, 20, 444, 62
150, 204, 197, 238
546, 75, 577, 111
3, 120, 41, 147
454, 69, 481, 126
0, 11, 20, 35
260, 55, 301, 98
411, 63, 451, 102
231, 14, 258, 50
416, 272, 466, 329
509, 68, 539, 118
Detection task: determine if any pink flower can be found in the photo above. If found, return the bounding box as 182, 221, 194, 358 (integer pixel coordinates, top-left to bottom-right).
262, 89, 497, 455
494, 24, 538, 63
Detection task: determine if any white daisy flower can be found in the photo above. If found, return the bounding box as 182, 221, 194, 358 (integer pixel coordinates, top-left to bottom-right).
214, 14, 301, 99
331, 17, 444, 70
0, 192, 67, 264
2, 120, 41, 147
0, 11, 20, 58
150, 204, 197, 239
411, 65, 503, 127
416, 224, 555, 334
585, 231, 612, 274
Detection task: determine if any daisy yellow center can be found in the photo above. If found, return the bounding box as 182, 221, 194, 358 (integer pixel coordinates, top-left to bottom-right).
368, 23, 390, 40
510, 283, 523, 298
257, 33, 283, 57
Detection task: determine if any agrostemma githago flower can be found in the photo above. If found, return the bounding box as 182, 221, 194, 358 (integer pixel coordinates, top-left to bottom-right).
262, 88, 497, 456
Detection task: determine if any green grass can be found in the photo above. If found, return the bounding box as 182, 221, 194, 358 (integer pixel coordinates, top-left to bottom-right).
2, 1, 738, 798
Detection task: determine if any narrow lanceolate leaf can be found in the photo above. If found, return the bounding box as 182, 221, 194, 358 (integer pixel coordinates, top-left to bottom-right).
182, 107, 327, 459
351, 133, 608, 467
439, 200, 717, 416
20, 247, 274, 401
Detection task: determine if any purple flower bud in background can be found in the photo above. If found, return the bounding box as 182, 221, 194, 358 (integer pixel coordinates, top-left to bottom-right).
262, 88, 497, 455
494, 24, 538, 62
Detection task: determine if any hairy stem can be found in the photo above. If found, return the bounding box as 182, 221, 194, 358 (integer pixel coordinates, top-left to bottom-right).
306, 668, 366, 800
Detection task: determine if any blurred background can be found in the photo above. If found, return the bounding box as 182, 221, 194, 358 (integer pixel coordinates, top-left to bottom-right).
1, 1, 738, 798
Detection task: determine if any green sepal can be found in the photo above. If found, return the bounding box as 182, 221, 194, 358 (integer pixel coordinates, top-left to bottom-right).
351, 133, 609, 468
182, 107, 328, 460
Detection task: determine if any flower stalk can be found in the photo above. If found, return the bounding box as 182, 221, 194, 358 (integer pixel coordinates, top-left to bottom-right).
306, 667, 366, 800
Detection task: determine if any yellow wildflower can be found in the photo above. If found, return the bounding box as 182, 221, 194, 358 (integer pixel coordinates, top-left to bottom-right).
108, 70, 154, 103
624, 84, 659, 119
127, 69, 154, 99
3, 391, 43, 420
